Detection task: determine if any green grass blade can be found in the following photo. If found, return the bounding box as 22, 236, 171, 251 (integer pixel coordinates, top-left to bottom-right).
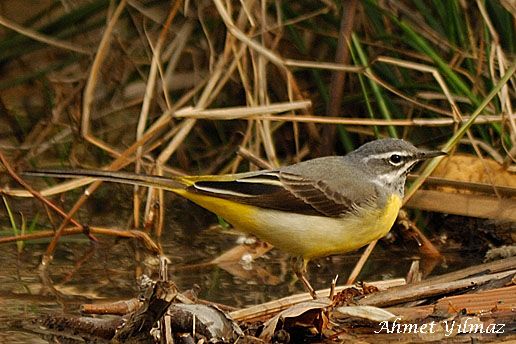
404, 63, 515, 202
352, 33, 397, 138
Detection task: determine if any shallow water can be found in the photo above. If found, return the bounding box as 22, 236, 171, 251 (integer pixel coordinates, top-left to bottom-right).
0, 191, 486, 342
0, 236, 482, 341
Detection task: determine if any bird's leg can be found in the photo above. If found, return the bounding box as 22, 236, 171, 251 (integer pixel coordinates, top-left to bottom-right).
292, 256, 317, 299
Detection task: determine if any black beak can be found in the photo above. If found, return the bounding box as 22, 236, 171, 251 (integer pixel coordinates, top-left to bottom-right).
418, 150, 447, 160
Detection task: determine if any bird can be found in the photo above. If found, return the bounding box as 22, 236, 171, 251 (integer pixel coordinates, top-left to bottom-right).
25, 138, 445, 298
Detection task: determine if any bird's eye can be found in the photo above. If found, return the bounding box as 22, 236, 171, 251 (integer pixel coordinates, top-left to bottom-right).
389, 154, 402, 165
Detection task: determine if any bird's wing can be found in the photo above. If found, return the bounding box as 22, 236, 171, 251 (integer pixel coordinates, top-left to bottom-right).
188, 169, 366, 217
186, 172, 316, 216
278, 156, 379, 216
277, 171, 357, 217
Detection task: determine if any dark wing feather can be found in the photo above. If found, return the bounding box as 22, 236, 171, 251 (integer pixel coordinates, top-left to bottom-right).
188, 173, 322, 216
279, 172, 355, 217
188, 171, 359, 217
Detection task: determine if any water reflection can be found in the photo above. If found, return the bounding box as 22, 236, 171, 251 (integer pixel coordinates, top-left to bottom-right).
0, 227, 482, 340
0, 195, 486, 341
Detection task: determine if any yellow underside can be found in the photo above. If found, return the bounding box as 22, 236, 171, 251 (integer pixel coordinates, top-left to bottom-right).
173, 188, 402, 259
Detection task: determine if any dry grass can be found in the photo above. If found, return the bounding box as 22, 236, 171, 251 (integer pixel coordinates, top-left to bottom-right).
0, 0, 514, 273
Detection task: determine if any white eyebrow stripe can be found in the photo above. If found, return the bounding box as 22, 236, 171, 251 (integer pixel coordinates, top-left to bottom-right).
363, 151, 413, 162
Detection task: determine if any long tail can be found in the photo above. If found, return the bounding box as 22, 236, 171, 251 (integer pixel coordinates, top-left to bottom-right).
23, 169, 187, 191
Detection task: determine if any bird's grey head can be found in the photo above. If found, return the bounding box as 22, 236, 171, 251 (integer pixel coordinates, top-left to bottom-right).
347, 138, 445, 195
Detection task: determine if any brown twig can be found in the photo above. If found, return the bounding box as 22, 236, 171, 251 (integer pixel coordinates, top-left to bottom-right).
397, 209, 442, 259
322, 0, 358, 155
0, 150, 96, 242
81, 299, 142, 316
346, 239, 377, 285
237, 146, 274, 169
0, 225, 161, 253
359, 269, 515, 307
229, 278, 405, 322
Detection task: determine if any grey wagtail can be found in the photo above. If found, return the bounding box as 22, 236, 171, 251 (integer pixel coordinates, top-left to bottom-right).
25, 138, 445, 298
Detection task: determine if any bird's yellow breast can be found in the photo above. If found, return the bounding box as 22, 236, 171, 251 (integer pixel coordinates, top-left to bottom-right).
174, 189, 402, 259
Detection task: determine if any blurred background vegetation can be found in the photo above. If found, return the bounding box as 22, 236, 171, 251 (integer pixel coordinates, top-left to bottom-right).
0, 0, 513, 173
0, 0, 515, 262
